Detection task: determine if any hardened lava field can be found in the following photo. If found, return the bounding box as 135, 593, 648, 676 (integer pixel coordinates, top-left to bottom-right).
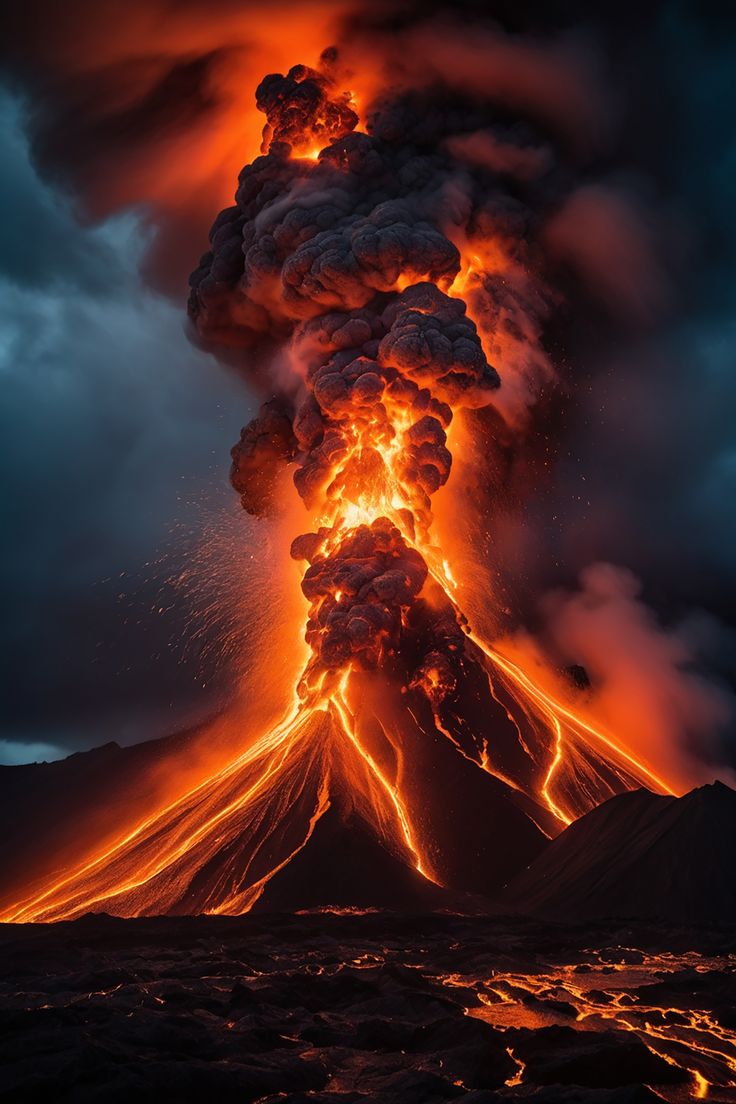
1, 912, 734, 1103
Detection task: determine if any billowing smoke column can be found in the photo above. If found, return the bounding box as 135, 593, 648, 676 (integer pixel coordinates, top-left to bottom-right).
185, 51, 685, 846
189, 56, 507, 697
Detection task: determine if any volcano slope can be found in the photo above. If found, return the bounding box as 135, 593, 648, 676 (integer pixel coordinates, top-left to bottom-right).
0, 710, 548, 922
499, 781, 736, 924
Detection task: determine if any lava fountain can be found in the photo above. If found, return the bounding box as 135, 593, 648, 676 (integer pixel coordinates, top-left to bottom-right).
1, 56, 681, 923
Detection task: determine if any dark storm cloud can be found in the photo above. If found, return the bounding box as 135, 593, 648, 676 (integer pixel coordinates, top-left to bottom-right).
507, 2, 736, 615
0, 94, 123, 292
0, 91, 251, 762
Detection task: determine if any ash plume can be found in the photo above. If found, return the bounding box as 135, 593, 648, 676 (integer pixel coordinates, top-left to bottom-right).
186, 52, 531, 695
1, 0, 734, 784
230, 398, 297, 515
183, 21, 734, 781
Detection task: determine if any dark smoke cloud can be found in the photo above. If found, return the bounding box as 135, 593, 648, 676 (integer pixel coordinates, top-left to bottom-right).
342, 16, 610, 154
0, 93, 122, 294
543, 183, 671, 324
494, 3, 736, 622
537, 564, 735, 784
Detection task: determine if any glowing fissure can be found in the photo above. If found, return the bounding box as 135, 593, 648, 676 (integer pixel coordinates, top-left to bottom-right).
331, 676, 434, 882
0, 55, 683, 923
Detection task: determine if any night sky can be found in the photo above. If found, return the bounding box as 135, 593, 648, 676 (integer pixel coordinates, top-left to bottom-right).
1, 0, 735, 771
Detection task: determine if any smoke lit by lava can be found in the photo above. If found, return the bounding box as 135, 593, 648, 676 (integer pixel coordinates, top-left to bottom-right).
1, 50, 690, 924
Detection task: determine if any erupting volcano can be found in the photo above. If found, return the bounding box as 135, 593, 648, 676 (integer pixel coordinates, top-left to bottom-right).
1, 54, 686, 925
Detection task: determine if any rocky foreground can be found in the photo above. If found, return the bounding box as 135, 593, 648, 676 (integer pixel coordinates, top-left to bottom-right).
1, 912, 735, 1103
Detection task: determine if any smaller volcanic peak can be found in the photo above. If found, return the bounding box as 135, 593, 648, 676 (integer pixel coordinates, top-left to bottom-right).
500, 781, 736, 923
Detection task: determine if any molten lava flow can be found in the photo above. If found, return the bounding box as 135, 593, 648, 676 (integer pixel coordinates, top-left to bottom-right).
0, 50, 688, 924
1, 697, 433, 922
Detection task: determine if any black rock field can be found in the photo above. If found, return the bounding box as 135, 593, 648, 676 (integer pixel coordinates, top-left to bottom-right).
1, 911, 735, 1103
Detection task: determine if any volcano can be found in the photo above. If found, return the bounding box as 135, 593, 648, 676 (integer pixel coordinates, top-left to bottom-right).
0, 698, 549, 921
0, 683, 676, 924
499, 781, 736, 923
0, 54, 693, 925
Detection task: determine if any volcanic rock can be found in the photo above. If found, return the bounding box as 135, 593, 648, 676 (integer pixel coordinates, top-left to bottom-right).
507, 1025, 687, 1088
1, 913, 732, 1102
253, 804, 447, 911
